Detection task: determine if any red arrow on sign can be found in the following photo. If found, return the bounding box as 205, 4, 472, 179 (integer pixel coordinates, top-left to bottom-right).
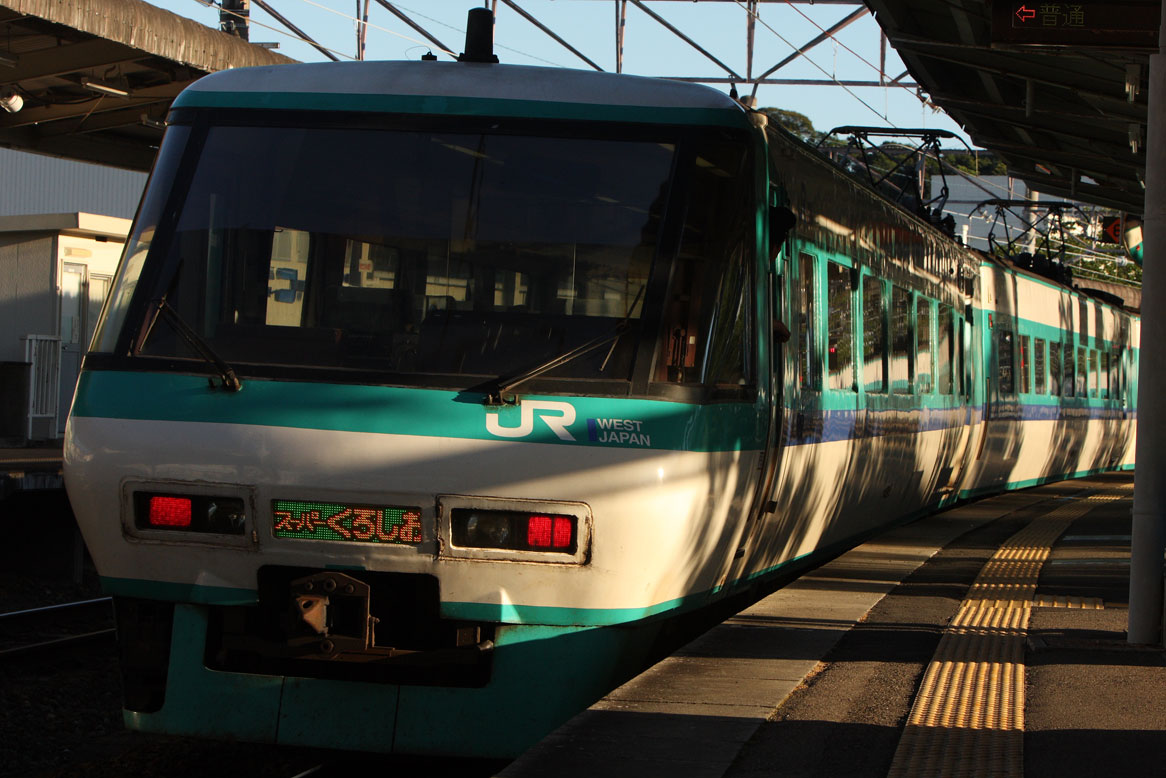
1102, 216, 1123, 244
1016, 5, 1036, 22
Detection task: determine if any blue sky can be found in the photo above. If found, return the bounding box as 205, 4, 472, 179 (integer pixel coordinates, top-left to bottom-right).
146, 0, 974, 147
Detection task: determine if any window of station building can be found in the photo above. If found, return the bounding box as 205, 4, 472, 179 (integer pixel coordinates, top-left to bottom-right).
1063, 344, 1075, 398
798, 252, 818, 390
938, 304, 954, 395
862, 276, 886, 393
891, 286, 913, 394
1076, 346, 1087, 396
827, 262, 854, 391
1034, 337, 1047, 394
1049, 340, 1062, 397
1088, 349, 1099, 398
996, 325, 1014, 395
916, 297, 933, 393
1018, 334, 1031, 394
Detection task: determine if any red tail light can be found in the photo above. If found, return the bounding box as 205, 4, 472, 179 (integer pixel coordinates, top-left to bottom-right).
148, 496, 192, 527
527, 515, 552, 546
551, 517, 572, 548
527, 515, 572, 549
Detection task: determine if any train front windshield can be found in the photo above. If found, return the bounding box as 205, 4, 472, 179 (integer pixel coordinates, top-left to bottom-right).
96, 116, 755, 396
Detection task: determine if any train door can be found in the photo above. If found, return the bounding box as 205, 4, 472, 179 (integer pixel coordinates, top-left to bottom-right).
722, 181, 795, 586
57, 263, 111, 434
940, 310, 974, 495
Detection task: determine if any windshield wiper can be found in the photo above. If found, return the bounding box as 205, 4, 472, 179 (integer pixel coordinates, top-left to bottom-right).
134, 298, 242, 392
480, 287, 643, 406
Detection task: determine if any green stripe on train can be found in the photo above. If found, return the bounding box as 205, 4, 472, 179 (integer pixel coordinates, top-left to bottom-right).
72, 370, 764, 451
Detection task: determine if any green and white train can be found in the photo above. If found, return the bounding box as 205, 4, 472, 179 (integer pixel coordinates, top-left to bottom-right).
64, 40, 1137, 759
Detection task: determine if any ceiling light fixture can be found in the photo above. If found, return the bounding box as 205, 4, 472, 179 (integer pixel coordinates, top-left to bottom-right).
82, 78, 129, 98
0, 90, 22, 113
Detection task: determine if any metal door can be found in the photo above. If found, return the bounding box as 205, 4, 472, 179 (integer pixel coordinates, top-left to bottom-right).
57, 263, 88, 433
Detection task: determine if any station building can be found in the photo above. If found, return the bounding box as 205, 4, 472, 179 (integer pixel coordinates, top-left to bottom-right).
0, 148, 144, 443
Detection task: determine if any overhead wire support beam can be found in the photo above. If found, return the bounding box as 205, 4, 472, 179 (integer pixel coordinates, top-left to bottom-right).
615, 0, 627, 73
251, 0, 339, 61
672, 78, 916, 88
499, 0, 603, 71
746, 0, 757, 82
373, 1, 455, 59
752, 7, 867, 83
627, 0, 742, 81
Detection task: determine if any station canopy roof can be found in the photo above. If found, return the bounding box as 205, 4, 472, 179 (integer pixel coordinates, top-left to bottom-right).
0, 0, 293, 170
866, 0, 1154, 215
0, 0, 1155, 217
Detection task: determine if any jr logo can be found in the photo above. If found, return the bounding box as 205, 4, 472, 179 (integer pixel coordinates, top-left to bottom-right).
485, 400, 577, 441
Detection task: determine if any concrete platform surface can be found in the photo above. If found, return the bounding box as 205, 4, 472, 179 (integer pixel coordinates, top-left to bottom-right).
500, 472, 1163, 778
0, 442, 64, 499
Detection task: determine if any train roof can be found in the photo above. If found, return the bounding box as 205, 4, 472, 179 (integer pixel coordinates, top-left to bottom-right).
172, 60, 750, 127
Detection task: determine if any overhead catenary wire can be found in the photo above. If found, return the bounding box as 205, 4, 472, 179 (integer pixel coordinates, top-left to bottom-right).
775, 0, 919, 97
193, 0, 357, 59
733, 0, 899, 124
388, 2, 568, 66
294, 0, 458, 57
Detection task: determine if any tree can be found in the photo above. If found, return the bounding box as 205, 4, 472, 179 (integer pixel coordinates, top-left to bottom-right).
760, 108, 821, 144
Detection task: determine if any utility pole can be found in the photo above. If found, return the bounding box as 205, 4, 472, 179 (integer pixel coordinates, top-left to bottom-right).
221, 0, 251, 41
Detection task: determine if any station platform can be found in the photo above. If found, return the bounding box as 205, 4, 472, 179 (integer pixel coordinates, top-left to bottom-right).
500, 472, 1165, 778
0, 442, 64, 500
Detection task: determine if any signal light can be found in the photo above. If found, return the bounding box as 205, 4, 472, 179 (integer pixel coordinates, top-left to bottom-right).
149, 496, 192, 527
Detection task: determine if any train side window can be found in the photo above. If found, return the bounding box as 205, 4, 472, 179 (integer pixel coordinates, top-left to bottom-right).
958, 318, 967, 396
891, 286, 913, 394
996, 324, 1014, 395
1101, 350, 1110, 399
938, 304, 954, 395
1034, 337, 1047, 394
798, 252, 818, 390
862, 275, 886, 394
916, 297, 932, 393
827, 262, 854, 391
1076, 346, 1087, 397
1018, 335, 1031, 394
1088, 349, 1099, 398
1049, 340, 1061, 396
1063, 344, 1075, 398
1111, 348, 1121, 400
656, 139, 753, 391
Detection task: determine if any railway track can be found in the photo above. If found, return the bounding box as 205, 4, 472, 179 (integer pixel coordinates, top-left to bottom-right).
0, 596, 116, 658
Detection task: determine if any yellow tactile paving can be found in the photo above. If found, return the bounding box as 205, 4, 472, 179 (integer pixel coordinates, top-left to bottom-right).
886, 488, 1128, 778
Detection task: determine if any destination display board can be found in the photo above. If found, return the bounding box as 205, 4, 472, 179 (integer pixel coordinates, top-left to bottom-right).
272, 500, 423, 545
991, 2, 1160, 48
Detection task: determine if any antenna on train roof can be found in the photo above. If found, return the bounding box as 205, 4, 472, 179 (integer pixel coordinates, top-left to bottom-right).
459, 7, 499, 64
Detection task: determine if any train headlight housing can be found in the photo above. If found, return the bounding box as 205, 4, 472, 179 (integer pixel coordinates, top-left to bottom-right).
462, 512, 513, 548
134, 492, 247, 535
451, 509, 576, 554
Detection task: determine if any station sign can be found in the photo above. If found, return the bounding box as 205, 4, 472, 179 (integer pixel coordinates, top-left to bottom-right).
991, 2, 1160, 48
